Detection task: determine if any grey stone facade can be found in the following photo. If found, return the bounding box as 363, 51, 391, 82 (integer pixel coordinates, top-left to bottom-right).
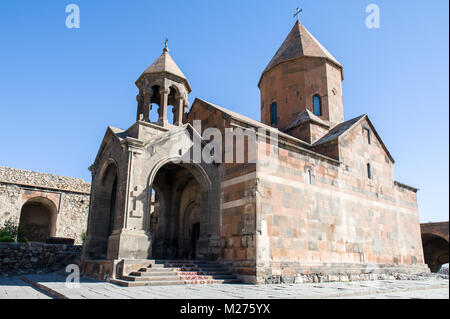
0, 166, 90, 245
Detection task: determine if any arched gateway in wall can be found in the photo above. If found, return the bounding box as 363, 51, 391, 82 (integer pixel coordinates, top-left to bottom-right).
19, 197, 57, 242
421, 222, 449, 273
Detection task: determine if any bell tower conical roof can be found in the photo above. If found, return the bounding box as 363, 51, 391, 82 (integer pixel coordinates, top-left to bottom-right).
135, 43, 191, 127
137, 46, 191, 92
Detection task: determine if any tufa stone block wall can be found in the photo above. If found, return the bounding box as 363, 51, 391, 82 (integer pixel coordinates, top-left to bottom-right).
260, 58, 344, 129
254, 118, 426, 283
187, 100, 259, 282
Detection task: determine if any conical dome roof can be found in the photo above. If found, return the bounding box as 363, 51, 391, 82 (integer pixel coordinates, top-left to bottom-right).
260, 21, 342, 84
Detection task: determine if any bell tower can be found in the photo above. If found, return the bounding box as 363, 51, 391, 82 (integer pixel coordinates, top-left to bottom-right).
258, 21, 344, 133
135, 41, 191, 127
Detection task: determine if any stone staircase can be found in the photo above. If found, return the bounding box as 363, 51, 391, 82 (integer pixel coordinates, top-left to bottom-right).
111, 260, 240, 287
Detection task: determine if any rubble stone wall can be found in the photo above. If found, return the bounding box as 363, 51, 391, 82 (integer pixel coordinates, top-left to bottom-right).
0, 166, 90, 245
0, 242, 82, 276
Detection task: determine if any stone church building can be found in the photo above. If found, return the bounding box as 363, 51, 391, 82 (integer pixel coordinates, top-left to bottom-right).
81, 21, 428, 284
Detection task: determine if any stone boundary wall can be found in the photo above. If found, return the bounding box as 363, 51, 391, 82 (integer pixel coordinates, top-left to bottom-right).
0, 242, 82, 276
0, 166, 91, 244
0, 166, 90, 194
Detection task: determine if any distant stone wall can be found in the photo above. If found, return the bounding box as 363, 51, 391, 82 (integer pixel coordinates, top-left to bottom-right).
0, 167, 90, 193
0, 242, 81, 276
0, 166, 90, 245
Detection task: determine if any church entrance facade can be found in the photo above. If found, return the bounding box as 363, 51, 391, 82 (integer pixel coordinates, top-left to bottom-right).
150, 162, 207, 260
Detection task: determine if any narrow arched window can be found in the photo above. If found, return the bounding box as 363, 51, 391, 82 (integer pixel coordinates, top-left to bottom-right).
271, 102, 278, 125
367, 163, 372, 180
307, 169, 312, 185
363, 128, 371, 144
313, 95, 322, 116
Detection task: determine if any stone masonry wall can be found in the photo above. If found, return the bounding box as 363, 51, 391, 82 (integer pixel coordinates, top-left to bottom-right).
187, 100, 258, 283
254, 118, 426, 284
0, 242, 81, 276
0, 166, 90, 245
0, 167, 90, 193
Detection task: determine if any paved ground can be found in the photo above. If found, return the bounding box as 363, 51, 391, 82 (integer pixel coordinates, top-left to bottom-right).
0, 277, 51, 299
339, 287, 449, 299
0, 274, 448, 299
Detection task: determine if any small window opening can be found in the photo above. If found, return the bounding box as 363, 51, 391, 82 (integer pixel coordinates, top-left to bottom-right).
313, 95, 322, 116
271, 102, 278, 125
363, 128, 371, 144
307, 169, 312, 185
367, 163, 372, 180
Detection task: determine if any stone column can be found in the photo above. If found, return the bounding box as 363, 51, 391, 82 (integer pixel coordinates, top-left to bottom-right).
174, 95, 184, 126
142, 89, 153, 122
106, 138, 152, 260
183, 101, 189, 124
158, 88, 170, 127
136, 94, 143, 122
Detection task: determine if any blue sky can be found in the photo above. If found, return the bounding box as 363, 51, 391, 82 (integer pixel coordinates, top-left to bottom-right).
0, 1, 448, 222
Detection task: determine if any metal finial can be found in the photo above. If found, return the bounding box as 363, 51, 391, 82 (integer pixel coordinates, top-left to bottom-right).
164, 37, 169, 52
293, 7, 303, 22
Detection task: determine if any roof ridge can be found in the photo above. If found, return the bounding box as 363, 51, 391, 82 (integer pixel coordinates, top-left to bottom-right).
284, 109, 330, 131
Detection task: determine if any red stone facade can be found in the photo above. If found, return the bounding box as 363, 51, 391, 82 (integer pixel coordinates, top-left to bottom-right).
260, 58, 344, 129
184, 21, 427, 283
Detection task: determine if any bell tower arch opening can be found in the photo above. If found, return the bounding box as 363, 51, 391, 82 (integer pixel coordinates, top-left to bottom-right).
135, 42, 191, 128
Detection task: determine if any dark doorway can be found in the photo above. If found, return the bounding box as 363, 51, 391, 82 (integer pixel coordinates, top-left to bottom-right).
84, 162, 118, 260
191, 223, 200, 259
19, 198, 56, 242
422, 233, 449, 272
108, 177, 117, 237
150, 162, 204, 260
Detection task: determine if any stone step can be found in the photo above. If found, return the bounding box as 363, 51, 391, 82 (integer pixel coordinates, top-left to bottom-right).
163, 261, 223, 266
112, 260, 240, 287
121, 275, 181, 282
112, 278, 240, 287
184, 279, 241, 285
138, 268, 178, 273
178, 274, 237, 280
169, 267, 228, 272
154, 260, 218, 264
111, 279, 184, 287
165, 264, 227, 268
175, 271, 232, 276
132, 271, 178, 276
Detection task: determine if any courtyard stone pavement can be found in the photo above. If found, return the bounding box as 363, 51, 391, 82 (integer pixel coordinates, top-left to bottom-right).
0, 274, 448, 299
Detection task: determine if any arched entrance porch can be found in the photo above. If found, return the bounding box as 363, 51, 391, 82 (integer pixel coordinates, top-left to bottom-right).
148, 161, 211, 260
83, 160, 118, 259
